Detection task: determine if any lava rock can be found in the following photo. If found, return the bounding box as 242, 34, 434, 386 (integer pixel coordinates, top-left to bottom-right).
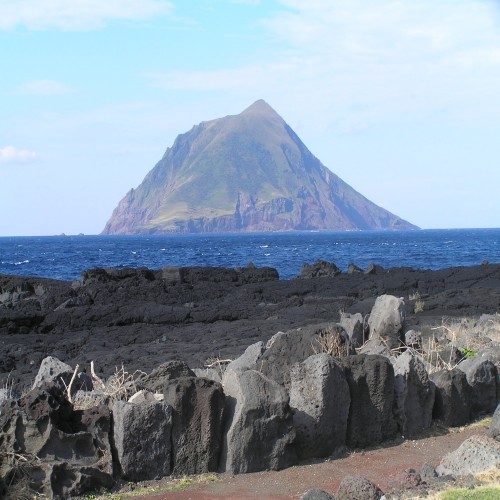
430, 368, 471, 427
337, 354, 397, 448
220, 369, 296, 473
290, 353, 350, 459
164, 376, 225, 475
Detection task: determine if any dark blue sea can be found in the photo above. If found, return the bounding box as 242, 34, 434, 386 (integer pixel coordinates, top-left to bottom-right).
0, 229, 499, 281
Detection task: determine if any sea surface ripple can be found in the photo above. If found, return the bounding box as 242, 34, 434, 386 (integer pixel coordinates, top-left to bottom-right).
0, 229, 499, 281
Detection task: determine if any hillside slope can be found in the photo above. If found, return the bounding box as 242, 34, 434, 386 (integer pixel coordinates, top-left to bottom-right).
103, 100, 418, 234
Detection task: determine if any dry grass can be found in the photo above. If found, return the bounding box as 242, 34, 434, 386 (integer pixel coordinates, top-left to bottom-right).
0, 371, 15, 399
88, 473, 218, 499
0, 451, 43, 499
414, 299, 425, 314
434, 315, 500, 350
73, 364, 146, 410
313, 327, 350, 357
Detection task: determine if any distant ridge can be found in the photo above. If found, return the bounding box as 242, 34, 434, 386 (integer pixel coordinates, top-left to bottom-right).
103, 100, 418, 234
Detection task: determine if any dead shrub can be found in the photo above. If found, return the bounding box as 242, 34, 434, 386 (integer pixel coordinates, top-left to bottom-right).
313, 327, 350, 357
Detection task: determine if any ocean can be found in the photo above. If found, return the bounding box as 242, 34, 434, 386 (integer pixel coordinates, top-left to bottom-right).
0, 228, 499, 281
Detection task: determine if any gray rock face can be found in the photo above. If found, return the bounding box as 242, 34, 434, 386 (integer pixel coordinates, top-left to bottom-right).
192, 367, 222, 383
392, 351, 435, 437
220, 369, 296, 474
289, 354, 350, 459
348, 263, 363, 274
140, 360, 195, 393
297, 260, 341, 279
336, 475, 384, 499
224, 341, 265, 378
112, 400, 172, 481
488, 404, 500, 440
251, 325, 322, 388
430, 368, 471, 427
358, 338, 391, 357
32, 356, 74, 392
368, 294, 405, 350
338, 354, 397, 448
0, 386, 113, 498
128, 389, 157, 404
164, 377, 225, 475
456, 356, 498, 417
436, 434, 500, 476
340, 312, 365, 348
49, 462, 114, 499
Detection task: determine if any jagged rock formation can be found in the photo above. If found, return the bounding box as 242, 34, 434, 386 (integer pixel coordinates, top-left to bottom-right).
103, 100, 418, 234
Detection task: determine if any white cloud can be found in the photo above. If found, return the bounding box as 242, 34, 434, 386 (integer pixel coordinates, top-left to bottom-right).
14, 79, 74, 95
0, 0, 173, 30
0, 146, 37, 164
146, 61, 298, 91
146, 0, 500, 132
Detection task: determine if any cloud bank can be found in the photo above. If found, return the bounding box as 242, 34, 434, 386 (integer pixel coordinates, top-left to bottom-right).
0, 146, 37, 164
0, 0, 173, 30
147, 0, 500, 131
14, 80, 74, 95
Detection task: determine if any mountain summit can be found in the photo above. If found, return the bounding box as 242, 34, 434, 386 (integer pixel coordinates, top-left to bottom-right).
102, 100, 418, 234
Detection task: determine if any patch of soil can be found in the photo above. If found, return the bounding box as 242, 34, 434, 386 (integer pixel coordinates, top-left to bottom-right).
120, 425, 488, 499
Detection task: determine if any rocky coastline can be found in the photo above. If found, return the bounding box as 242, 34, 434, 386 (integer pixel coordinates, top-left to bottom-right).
0, 262, 499, 498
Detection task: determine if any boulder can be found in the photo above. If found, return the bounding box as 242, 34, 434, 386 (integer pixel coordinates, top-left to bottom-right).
128, 389, 157, 404
357, 338, 391, 357
392, 351, 435, 437
364, 264, 384, 275
387, 468, 422, 492
456, 356, 498, 416
140, 360, 195, 393
192, 368, 222, 383
312, 324, 356, 358
430, 368, 471, 427
112, 400, 172, 481
488, 404, 500, 440
49, 462, 114, 499
163, 377, 225, 475
347, 263, 363, 274
368, 294, 405, 350
419, 463, 438, 484
300, 489, 335, 500
436, 434, 500, 476
220, 369, 296, 474
251, 325, 323, 388
337, 354, 397, 448
340, 312, 364, 348
336, 475, 384, 499
297, 260, 341, 279
289, 354, 350, 459
32, 356, 74, 392
0, 385, 113, 497
223, 341, 265, 379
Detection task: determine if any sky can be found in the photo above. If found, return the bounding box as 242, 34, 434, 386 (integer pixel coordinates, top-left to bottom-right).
1, 0, 500, 236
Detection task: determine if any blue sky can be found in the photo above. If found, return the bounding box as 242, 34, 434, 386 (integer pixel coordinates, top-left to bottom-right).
1, 0, 499, 235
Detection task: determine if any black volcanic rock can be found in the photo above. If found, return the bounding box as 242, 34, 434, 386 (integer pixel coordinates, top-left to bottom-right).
1, 263, 500, 390
103, 100, 418, 234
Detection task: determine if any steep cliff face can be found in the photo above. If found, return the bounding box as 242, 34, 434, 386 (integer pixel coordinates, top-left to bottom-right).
103, 100, 418, 234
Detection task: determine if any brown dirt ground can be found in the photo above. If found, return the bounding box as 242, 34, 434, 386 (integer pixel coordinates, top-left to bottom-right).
116, 424, 488, 500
